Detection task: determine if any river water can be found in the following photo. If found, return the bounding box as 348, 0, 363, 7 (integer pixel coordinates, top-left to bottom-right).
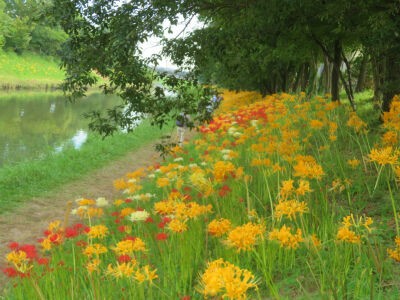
0, 92, 122, 167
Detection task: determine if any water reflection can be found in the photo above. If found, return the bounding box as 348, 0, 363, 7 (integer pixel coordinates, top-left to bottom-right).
71, 130, 88, 149
0, 92, 123, 167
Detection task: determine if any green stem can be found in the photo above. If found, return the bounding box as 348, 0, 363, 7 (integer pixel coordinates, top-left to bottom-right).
388, 181, 399, 235
372, 165, 384, 196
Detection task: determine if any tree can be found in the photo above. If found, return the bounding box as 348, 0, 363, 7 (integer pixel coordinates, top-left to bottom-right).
3, 0, 68, 55
0, 0, 11, 48
54, 0, 400, 133
361, 1, 400, 112
53, 0, 216, 136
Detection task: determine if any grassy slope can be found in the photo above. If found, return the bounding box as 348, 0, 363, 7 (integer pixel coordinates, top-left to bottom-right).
0, 51, 65, 89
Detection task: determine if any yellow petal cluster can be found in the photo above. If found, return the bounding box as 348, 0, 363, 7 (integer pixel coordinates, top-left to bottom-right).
106, 262, 136, 278
269, 225, 303, 249
347, 112, 367, 133
213, 161, 236, 182
168, 219, 188, 233
293, 156, 324, 180
368, 146, 399, 166
83, 244, 108, 257
86, 225, 109, 239
387, 236, 400, 262
112, 238, 147, 255
208, 218, 232, 237
225, 222, 264, 251
274, 199, 308, 220
198, 258, 258, 299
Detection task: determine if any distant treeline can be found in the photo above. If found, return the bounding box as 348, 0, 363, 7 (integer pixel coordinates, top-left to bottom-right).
0, 0, 67, 56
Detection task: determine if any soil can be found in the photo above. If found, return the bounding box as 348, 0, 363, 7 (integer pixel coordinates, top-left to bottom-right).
0, 132, 191, 292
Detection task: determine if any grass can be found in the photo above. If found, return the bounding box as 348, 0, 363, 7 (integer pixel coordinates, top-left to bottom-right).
0, 120, 174, 213
0, 51, 65, 89
2, 90, 400, 299
0, 50, 106, 90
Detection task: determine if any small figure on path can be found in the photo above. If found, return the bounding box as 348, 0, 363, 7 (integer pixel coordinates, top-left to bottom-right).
206, 94, 223, 116
176, 112, 191, 147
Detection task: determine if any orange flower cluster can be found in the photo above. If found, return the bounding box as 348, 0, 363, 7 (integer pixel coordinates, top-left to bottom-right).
198, 258, 258, 299
269, 225, 303, 249
225, 222, 265, 251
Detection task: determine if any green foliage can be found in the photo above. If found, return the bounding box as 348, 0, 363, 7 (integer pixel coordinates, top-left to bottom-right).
5, 16, 34, 53
53, 0, 400, 133
0, 0, 11, 48
1, 0, 68, 56
52, 0, 218, 136
30, 25, 68, 55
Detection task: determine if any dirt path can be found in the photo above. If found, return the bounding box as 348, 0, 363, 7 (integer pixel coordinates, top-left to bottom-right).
0, 141, 165, 290
0, 128, 197, 292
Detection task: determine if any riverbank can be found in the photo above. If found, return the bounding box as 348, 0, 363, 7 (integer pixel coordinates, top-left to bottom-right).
0, 51, 64, 90
0, 120, 175, 214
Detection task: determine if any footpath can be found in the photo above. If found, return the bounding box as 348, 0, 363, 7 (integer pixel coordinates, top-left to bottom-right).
0, 142, 162, 290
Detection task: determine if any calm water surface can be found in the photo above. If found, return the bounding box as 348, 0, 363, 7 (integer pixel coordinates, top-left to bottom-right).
0, 92, 122, 167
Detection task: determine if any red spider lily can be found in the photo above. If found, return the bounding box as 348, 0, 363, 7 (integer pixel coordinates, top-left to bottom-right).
3, 267, 18, 278
162, 217, 172, 223
218, 185, 232, 197
145, 217, 154, 223
125, 199, 132, 203
156, 233, 168, 241
19, 244, 37, 259
158, 216, 172, 228
118, 255, 131, 263
76, 240, 87, 247
65, 227, 79, 238
117, 225, 126, 233
158, 222, 166, 229
49, 233, 62, 244
74, 223, 85, 230
37, 257, 49, 265
8, 242, 19, 250
111, 211, 119, 217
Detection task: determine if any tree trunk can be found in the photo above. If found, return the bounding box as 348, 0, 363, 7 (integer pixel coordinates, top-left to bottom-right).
308, 59, 319, 95
323, 56, 332, 95
301, 63, 310, 92
355, 54, 368, 93
331, 40, 341, 102
291, 64, 303, 92
341, 51, 356, 110
371, 55, 384, 103
382, 48, 400, 112
281, 70, 288, 92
